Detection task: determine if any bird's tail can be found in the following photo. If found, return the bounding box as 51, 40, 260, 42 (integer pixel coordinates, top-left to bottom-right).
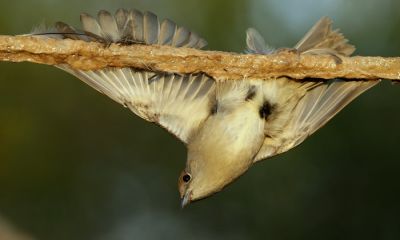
246, 16, 355, 58
294, 16, 355, 57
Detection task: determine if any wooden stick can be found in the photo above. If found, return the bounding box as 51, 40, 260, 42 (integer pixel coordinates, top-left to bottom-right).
0, 35, 399, 82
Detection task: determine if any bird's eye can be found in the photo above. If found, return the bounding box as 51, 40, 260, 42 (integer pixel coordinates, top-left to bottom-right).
182, 174, 191, 183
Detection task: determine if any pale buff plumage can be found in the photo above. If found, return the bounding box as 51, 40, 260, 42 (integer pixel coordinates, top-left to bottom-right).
32, 10, 378, 206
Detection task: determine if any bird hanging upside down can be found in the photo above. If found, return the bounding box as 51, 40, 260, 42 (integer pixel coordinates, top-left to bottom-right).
31, 8, 379, 207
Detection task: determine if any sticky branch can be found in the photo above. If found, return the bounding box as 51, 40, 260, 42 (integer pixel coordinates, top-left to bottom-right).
0, 35, 399, 81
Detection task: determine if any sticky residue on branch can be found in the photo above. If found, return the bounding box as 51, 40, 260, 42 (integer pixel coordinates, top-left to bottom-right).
0, 35, 399, 81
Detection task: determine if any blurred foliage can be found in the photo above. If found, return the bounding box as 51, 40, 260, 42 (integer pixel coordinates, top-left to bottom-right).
0, 0, 400, 239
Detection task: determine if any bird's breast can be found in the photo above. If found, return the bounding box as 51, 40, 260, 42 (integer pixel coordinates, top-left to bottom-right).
190, 103, 265, 169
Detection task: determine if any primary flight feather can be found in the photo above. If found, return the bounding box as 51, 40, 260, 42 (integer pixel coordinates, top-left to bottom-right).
32, 9, 378, 206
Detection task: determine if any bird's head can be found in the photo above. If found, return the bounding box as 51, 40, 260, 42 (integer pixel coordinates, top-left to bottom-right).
178, 168, 226, 208
177, 108, 262, 207
178, 155, 250, 207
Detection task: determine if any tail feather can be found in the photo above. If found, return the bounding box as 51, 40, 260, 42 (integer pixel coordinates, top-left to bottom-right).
294, 17, 355, 56
246, 17, 355, 58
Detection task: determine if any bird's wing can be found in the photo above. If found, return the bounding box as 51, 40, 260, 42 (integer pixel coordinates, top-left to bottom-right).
59, 68, 216, 143
247, 17, 377, 162
253, 79, 379, 162
245, 28, 274, 54
51, 9, 214, 143
33, 8, 208, 48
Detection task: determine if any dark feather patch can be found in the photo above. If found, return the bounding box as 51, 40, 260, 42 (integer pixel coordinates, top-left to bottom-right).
210, 101, 218, 115
259, 101, 273, 119
245, 85, 257, 101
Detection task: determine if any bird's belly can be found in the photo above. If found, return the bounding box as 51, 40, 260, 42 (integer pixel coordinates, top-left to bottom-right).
204, 107, 265, 164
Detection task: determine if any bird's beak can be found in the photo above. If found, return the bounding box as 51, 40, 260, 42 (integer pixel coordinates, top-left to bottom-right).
181, 191, 192, 208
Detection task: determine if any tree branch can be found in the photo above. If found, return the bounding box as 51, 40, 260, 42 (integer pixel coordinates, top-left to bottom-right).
0, 35, 399, 82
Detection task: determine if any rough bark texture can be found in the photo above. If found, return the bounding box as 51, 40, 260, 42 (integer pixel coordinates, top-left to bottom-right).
0, 35, 399, 82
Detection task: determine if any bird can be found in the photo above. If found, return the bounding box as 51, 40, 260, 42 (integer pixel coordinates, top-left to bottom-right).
31, 9, 379, 207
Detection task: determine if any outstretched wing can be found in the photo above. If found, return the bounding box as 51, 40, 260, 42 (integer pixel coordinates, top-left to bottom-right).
60, 67, 215, 143
42, 9, 215, 143
79, 9, 207, 47
253, 79, 378, 162
37, 8, 208, 48
248, 17, 378, 162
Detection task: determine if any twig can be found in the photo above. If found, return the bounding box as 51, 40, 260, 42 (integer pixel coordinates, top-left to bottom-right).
0, 35, 399, 82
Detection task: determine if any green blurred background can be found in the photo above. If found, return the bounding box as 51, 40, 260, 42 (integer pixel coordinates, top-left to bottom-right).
0, 0, 399, 239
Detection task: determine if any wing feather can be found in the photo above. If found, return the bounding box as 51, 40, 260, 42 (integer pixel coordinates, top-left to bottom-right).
247, 17, 378, 162
32, 8, 207, 49
82, 8, 206, 48
172, 26, 191, 47
159, 19, 177, 45
59, 65, 215, 143
253, 80, 378, 162
97, 10, 119, 42
129, 9, 144, 43
115, 8, 128, 32
80, 13, 103, 38
40, 8, 212, 142
245, 28, 274, 54
143, 11, 160, 44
